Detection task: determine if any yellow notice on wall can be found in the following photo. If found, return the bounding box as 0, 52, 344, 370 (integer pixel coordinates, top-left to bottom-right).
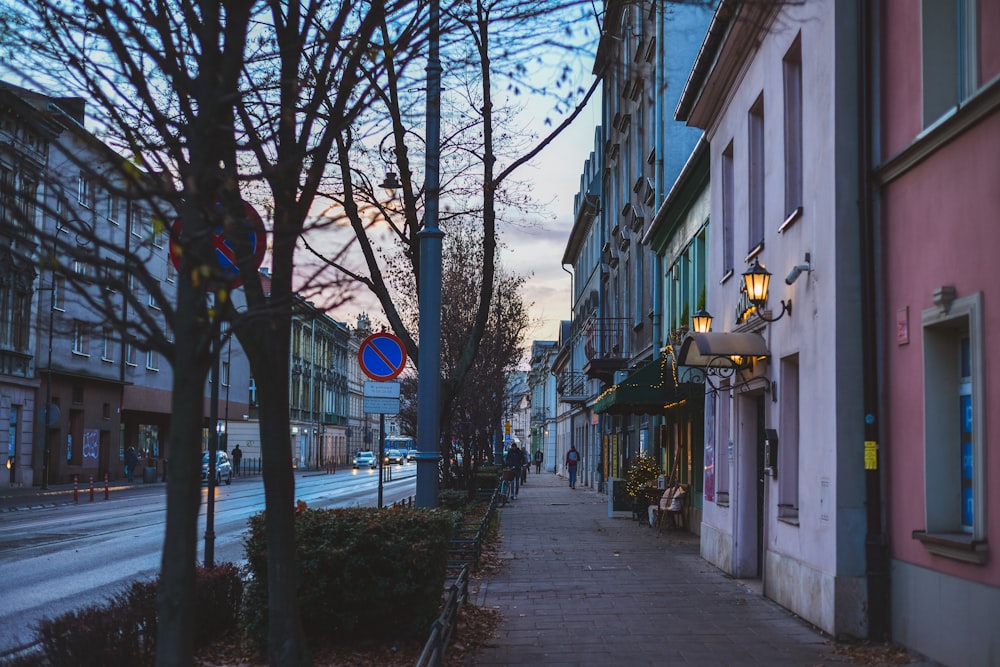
864, 441, 878, 470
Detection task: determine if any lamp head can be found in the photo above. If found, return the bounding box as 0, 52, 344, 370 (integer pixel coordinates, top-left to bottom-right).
743, 258, 771, 306
691, 309, 713, 333
379, 171, 402, 197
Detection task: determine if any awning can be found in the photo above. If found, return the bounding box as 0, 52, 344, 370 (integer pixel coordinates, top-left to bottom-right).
676, 331, 770, 368
594, 357, 699, 415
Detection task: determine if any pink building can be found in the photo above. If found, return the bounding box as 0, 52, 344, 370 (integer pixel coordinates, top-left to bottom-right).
878, 1, 1000, 663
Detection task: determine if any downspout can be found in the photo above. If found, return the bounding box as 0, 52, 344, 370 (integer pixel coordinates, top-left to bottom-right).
561, 263, 576, 483
858, 0, 890, 641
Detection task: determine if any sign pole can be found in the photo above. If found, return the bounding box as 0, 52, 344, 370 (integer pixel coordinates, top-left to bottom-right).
378, 413, 385, 508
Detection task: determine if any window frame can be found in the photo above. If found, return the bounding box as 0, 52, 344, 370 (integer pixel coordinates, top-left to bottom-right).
747, 94, 765, 255
721, 142, 735, 281
916, 291, 986, 563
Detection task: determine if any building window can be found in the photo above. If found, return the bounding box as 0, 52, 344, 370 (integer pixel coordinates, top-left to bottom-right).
0, 278, 32, 354
721, 142, 735, 279
221, 360, 230, 387
72, 320, 89, 356
107, 193, 119, 224
78, 174, 95, 209
129, 204, 144, 238
145, 348, 158, 371
918, 291, 985, 562
125, 341, 136, 366
52, 275, 65, 310
778, 354, 799, 521
747, 94, 765, 255
102, 327, 114, 362
922, 0, 978, 129
782, 36, 803, 225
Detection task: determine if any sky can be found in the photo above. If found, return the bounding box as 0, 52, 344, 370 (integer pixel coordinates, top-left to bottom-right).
325, 93, 603, 347
499, 96, 602, 343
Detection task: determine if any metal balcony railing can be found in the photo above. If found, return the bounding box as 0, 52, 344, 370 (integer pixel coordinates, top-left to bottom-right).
583, 317, 628, 361
556, 370, 587, 400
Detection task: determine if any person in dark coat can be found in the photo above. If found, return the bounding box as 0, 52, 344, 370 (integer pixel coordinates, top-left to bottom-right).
125, 446, 139, 483
504, 443, 526, 499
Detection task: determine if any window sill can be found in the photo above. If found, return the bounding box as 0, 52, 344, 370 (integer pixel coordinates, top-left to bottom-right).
778, 206, 803, 234
778, 514, 800, 527
912, 530, 988, 564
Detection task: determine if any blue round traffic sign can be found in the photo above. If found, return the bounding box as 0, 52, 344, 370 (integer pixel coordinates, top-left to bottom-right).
358, 332, 407, 381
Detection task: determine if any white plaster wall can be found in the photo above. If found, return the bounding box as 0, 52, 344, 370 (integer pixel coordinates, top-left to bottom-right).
699, 0, 867, 635
699, 520, 732, 575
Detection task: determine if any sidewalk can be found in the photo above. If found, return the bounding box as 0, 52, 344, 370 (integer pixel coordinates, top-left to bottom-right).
471, 470, 870, 667
0, 476, 157, 513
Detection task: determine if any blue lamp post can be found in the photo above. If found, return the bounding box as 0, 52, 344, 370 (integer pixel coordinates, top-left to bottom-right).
415, 0, 443, 507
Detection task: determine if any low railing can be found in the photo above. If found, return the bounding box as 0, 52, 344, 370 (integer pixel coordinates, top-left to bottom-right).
415, 565, 470, 667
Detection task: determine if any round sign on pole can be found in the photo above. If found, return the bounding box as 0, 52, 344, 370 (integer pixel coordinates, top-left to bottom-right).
358, 332, 407, 381
169, 200, 266, 288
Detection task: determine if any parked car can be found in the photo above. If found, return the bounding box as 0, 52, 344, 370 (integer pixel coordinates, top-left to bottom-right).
353, 451, 377, 469
201, 451, 233, 485
384, 448, 405, 464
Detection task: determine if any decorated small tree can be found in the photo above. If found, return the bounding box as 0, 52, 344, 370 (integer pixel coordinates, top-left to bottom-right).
625, 454, 661, 497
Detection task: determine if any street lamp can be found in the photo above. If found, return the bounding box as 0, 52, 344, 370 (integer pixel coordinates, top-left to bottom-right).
414, 0, 444, 508
742, 258, 791, 323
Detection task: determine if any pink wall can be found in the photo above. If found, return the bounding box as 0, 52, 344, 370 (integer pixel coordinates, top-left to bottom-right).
882, 109, 1000, 584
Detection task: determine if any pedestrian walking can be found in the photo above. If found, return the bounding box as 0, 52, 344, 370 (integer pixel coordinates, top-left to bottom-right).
505, 443, 526, 499
125, 446, 139, 483
533, 448, 543, 474
565, 444, 580, 489
231, 444, 242, 476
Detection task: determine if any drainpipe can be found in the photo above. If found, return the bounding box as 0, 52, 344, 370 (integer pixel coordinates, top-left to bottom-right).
858, 0, 890, 641
562, 263, 578, 481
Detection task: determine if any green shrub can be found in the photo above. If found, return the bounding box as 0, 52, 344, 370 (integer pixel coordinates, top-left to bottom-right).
241, 505, 455, 653
475, 463, 501, 491
438, 489, 470, 511
34, 564, 241, 667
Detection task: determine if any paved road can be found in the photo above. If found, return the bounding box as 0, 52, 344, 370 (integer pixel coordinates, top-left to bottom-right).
0, 466, 416, 657
470, 471, 935, 667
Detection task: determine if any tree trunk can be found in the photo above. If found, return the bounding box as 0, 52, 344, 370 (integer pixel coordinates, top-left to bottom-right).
236, 290, 311, 666
156, 279, 211, 667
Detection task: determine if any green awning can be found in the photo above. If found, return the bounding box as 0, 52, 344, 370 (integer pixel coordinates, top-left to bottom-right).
594, 358, 696, 415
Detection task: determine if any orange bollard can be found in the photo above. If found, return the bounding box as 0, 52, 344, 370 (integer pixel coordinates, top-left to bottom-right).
104, 473, 109, 500
74, 475, 79, 504
89, 475, 94, 502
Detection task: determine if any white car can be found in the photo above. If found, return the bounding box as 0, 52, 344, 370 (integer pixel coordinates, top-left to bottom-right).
353, 451, 377, 469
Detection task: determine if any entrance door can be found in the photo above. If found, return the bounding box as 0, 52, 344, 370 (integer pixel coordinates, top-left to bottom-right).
734, 392, 766, 578
755, 395, 766, 578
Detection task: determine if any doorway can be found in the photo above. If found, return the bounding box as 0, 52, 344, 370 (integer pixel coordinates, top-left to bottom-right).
734, 392, 766, 578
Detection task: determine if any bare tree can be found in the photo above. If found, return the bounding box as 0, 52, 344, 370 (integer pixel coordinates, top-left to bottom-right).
393, 220, 530, 488
311, 0, 598, 447
3, 1, 412, 664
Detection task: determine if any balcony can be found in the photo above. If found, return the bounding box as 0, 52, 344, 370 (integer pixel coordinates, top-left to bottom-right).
556, 370, 588, 403
582, 317, 628, 384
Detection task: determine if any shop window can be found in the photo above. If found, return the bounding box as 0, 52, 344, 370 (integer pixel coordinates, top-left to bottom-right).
715, 384, 731, 505
917, 291, 986, 563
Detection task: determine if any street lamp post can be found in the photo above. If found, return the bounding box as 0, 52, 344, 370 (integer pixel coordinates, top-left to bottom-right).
415, 0, 443, 508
